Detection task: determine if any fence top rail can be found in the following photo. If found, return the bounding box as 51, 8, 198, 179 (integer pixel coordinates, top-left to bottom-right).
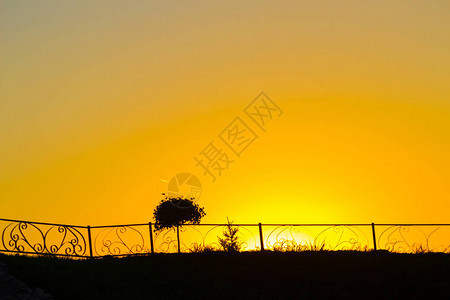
0, 218, 87, 229
183, 223, 450, 226
252, 223, 373, 227
91, 223, 149, 229
256, 223, 450, 226
79, 223, 450, 228
370, 223, 450, 226
1, 218, 449, 228
182, 223, 372, 226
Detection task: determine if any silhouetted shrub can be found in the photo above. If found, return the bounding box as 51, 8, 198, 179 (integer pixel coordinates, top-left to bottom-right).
153, 197, 206, 231
218, 218, 242, 252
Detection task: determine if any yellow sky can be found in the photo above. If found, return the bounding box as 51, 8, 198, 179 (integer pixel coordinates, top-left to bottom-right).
1, 1, 449, 225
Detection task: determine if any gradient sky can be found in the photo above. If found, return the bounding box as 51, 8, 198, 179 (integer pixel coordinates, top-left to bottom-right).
1, 0, 449, 226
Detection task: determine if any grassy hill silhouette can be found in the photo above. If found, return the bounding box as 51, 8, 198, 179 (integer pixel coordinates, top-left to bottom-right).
1, 251, 449, 299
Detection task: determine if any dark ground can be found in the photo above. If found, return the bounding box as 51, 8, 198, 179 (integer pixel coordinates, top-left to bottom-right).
0, 251, 449, 299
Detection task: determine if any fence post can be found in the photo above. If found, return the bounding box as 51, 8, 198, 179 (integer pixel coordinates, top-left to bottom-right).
149, 222, 154, 254
87, 225, 93, 258
176, 224, 181, 253
259, 223, 264, 251
371, 222, 377, 251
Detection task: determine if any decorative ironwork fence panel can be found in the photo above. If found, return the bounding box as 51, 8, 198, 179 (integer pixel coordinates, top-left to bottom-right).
376, 224, 450, 253
153, 227, 179, 253
1, 218, 449, 257
153, 224, 260, 253
0, 219, 88, 257
90, 224, 150, 256
179, 224, 260, 252
261, 224, 372, 251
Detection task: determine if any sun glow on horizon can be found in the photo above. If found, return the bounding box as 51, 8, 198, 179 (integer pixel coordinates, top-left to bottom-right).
1, 1, 449, 227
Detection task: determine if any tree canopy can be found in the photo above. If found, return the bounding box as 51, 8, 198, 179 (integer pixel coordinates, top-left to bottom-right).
153, 197, 206, 231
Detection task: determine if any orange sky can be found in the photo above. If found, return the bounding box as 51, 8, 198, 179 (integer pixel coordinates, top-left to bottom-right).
1, 1, 449, 226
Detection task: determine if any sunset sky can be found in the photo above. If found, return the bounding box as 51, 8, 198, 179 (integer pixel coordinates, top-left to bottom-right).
1, 1, 449, 226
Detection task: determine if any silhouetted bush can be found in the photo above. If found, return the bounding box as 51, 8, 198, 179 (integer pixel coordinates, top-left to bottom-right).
153, 197, 206, 231
218, 218, 242, 252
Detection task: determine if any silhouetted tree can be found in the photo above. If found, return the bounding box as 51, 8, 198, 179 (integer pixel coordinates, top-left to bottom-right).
218, 218, 242, 252
153, 197, 206, 231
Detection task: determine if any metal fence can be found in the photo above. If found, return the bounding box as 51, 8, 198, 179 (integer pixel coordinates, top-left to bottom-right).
1, 218, 449, 258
